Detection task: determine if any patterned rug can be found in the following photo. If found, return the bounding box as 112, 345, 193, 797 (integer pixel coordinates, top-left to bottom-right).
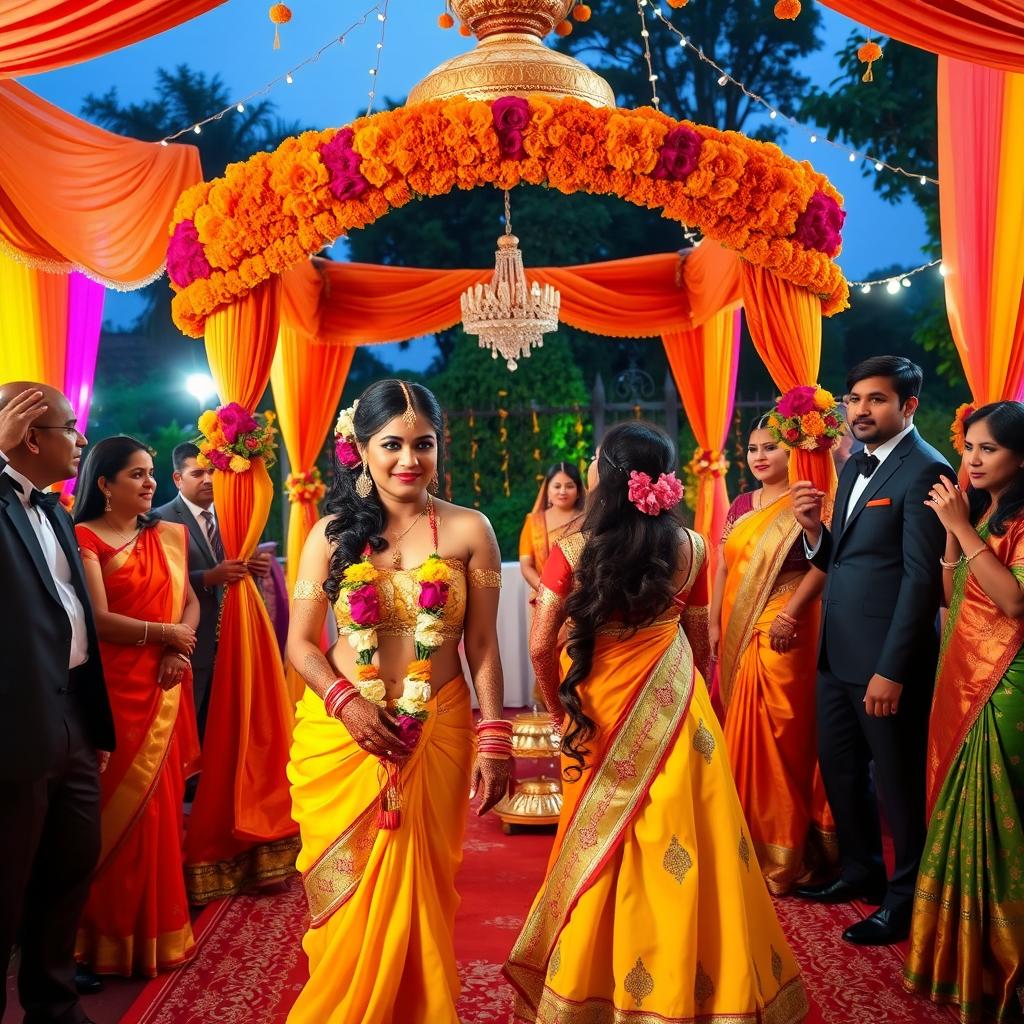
118, 811, 959, 1024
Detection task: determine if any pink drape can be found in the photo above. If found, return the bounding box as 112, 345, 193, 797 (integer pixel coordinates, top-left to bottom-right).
62, 273, 105, 495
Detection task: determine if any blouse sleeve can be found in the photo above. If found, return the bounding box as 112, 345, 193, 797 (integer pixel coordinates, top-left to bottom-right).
530, 541, 572, 723
518, 516, 534, 559
75, 525, 102, 561
1006, 518, 1024, 582
679, 534, 711, 681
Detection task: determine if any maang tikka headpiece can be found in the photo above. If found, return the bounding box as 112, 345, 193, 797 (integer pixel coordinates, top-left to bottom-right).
398, 381, 417, 429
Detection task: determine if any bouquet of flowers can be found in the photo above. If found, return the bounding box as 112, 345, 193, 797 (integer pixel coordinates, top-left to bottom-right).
950, 403, 975, 455
285, 467, 326, 504
767, 386, 845, 452
196, 402, 277, 473
686, 447, 729, 478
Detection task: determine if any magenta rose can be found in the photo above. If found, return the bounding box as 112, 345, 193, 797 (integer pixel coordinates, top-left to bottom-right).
217, 402, 257, 444
319, 128, 370, 202
651, 126, 703, 181
166, 219, 212, 288
418, 581, 450, 610
492, 97, 530, 160
208, 449, 232, 471
792, 191, 845, 257
776, 385, 818, 418
348, 584, 380, 626
396, 714, 424, 749
335, 436, 361, 468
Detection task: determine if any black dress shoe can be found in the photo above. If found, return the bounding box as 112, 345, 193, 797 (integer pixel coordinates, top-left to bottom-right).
74, 963, 104, 995
794, 877, 886, 905
842, 906, 911, 945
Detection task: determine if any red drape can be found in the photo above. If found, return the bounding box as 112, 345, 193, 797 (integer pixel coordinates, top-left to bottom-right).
0, 0, 227, 79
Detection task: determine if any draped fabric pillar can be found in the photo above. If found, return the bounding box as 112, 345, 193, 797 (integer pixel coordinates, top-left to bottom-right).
741, 264, 837, 499
937, 57, 1024, 405
63, 273, 105, 440
183, 279, 299, 902
662, 307, 741, 575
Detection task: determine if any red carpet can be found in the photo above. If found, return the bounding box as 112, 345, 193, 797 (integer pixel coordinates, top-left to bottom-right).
115, 810, 960, 1024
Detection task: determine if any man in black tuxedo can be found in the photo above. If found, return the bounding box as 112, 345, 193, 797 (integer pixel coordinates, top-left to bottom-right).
792, 356, 952, 945
0, 383, 115, 1024
150, 442, 270, 740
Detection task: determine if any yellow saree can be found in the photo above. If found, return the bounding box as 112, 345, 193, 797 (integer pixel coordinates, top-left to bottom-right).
287, 674, 473, 1024
506, 531, 808, 1024
718, 493, 836, 895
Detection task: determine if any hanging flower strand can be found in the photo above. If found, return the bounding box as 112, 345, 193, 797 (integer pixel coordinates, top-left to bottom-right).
269, 3, 292, 49
857, 39, 884, 83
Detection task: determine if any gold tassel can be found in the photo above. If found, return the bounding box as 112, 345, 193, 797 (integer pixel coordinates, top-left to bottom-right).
273, 24, 281, 49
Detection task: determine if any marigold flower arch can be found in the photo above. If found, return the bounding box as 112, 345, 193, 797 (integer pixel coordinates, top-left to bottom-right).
166, 95, 849, 336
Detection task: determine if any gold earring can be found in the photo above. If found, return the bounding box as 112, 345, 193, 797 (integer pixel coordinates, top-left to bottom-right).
355, 462, 374, 499
429, 471, 439, 495
103, 492, 112, 513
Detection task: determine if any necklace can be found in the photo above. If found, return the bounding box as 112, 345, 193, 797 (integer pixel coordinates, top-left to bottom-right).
755, 487, 789, 512
104, 514, 141, 548
388, 498, 431, 568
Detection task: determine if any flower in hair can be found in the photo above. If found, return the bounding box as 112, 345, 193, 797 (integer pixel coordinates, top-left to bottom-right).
334, 401, 361, 468
627, 470, 684, 515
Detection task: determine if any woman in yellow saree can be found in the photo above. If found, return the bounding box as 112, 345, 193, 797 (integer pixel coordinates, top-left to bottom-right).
505, 421, 808, 1024
286, 381, 511, 1024
73, 436, 201, 976
905, 402, 1024, 1022
709, 417, 835, 895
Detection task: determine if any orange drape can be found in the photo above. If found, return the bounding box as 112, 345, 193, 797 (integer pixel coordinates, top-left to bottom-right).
0, 0, 226, 79
295, 244, 743, 344
184, 279, 298, 900
819, 1, 1024, 74
0, 251, 68, 385
0, 81, 202, 287
741, 263, 837, 498
937, 57, 1024, 405
663, 307, 741, 575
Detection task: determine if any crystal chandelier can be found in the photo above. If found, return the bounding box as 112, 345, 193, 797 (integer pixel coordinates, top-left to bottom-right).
460, 190, 560, 371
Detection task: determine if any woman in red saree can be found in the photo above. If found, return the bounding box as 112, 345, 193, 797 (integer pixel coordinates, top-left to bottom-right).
905, 402, 1024, 1021
709, 417, 835, 895
73, 436, 200, 976
505, 421, 808, 1024
519, 461, 586, 605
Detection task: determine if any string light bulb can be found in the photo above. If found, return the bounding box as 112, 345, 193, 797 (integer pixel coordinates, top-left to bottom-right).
236, 103, 245, 112
849, 152, 857, 162
901, 277, 911, 288
886, 280, 901, 295
860, 284, 871, 294
939, 263, 950, 277
285, 72, 294, 84
717, 74, 728, 86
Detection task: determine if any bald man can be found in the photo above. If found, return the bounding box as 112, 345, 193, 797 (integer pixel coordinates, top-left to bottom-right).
0, 384, 113, 1024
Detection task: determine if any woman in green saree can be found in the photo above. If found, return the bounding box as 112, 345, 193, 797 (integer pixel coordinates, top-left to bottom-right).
906, 401, 1024, 1022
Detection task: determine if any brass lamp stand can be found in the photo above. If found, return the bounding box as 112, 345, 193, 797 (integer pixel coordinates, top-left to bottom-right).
494, 711, 562, 833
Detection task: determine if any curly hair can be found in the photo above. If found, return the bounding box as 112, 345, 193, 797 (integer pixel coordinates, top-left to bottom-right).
559, 420, 684, 780
322, 380, 444, 604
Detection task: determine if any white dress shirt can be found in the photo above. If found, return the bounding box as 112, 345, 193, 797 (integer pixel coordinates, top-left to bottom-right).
2, 460, 89, 669
806, 423, 916, 556
179, 494, 218, 559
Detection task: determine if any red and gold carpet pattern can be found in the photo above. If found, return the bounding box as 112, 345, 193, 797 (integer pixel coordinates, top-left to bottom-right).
113, 809, 959, 1024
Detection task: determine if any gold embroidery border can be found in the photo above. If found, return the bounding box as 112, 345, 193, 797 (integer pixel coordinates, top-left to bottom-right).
184, 836, 299, 905
513, 975, 809, 1024
505, 629, 694, 1013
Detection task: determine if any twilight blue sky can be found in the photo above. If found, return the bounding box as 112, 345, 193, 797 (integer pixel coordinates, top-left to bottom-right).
23, 0, 932, 368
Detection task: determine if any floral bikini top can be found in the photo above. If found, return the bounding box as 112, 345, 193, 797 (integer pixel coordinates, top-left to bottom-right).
294, 560, 501, 640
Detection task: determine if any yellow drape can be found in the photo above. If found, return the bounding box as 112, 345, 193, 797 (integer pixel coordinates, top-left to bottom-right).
663, 307, 740, 576
0, 251, 67, 386
183, 279, 299, 902
741, 264, 836, 499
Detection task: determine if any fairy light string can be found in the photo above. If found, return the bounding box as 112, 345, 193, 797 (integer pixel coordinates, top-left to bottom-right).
366, 0, 391, 116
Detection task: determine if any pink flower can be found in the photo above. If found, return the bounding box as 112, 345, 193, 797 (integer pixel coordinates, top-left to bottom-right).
651, 472, 684, 511
776, 386, 818, 418
652, 126, 703, 181
627, 471, 661, 516
348, 584, 380, 626
418, 581, 450, 610
335, 436, 361, 469
166, 220, 212, 288
319, 128, 370, 201
492, 97, 530, 160
244, 436, 260, 451
218, 402, 257, 444
785, 428, 800, 443
792, 191, 845, 257
208, 449, 232, 471
396, 715, 423, 748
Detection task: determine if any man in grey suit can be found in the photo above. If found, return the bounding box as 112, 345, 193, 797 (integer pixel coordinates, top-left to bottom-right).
151, 442, 269, 739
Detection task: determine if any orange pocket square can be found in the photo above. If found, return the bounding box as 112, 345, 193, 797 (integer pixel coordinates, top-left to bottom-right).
866, 497, 892, 508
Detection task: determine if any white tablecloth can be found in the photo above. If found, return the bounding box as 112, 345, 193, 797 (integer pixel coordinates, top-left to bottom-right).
462, 562, 534, 709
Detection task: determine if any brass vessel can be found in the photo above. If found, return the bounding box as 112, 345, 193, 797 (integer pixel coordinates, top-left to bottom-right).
408, 0, 614, 108
494, 710, 563, 831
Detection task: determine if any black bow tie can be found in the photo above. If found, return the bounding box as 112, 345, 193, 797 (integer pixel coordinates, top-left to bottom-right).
853, 451, 880, 478
30, 488, 61, 511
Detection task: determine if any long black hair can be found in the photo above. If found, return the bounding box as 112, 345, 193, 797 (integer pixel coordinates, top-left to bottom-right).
559, 420, 683, 780
323, 380, 444, 604
74, 435, 157, 528
963, 401, 1024, 537
541, 461, 585, 510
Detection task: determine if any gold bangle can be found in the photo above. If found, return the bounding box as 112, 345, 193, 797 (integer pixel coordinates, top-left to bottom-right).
939, 556, 963, 570
965, 545, 990, 564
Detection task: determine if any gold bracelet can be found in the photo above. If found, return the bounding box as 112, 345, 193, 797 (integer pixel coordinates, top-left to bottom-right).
939, 556, 964, 570
136, 621, 149, 646
965, 545, 990, 564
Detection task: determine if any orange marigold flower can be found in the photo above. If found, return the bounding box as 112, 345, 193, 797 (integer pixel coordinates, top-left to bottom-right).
438, 12, 454, 29
774, 0, 801, 18
801, 411, 826, 436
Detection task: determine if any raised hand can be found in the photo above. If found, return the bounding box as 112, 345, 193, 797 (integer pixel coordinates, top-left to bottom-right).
924, 476, 970, 534
791, 480, 825, 542
339, 697, 411, 761
0, 389, 47, 453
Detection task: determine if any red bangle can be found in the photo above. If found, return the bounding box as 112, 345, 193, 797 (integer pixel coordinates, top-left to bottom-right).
323, 677, 356, 719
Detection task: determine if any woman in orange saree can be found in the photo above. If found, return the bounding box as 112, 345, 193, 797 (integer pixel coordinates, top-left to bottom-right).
73, 436, 200, 976
905, 403, 1024, 1022
286, 381, 511, 1024
505, 422, 808, 1024
709, 418, 834, 895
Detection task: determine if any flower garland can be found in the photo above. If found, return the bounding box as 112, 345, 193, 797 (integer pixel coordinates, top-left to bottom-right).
167, 95, 849, 337
687, 447, 729, 478
196, 402, 277, 472
285, 467, 326, 504
767, 385, 845, 452
950, 402, 975, 455
339, 500, 450, 741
